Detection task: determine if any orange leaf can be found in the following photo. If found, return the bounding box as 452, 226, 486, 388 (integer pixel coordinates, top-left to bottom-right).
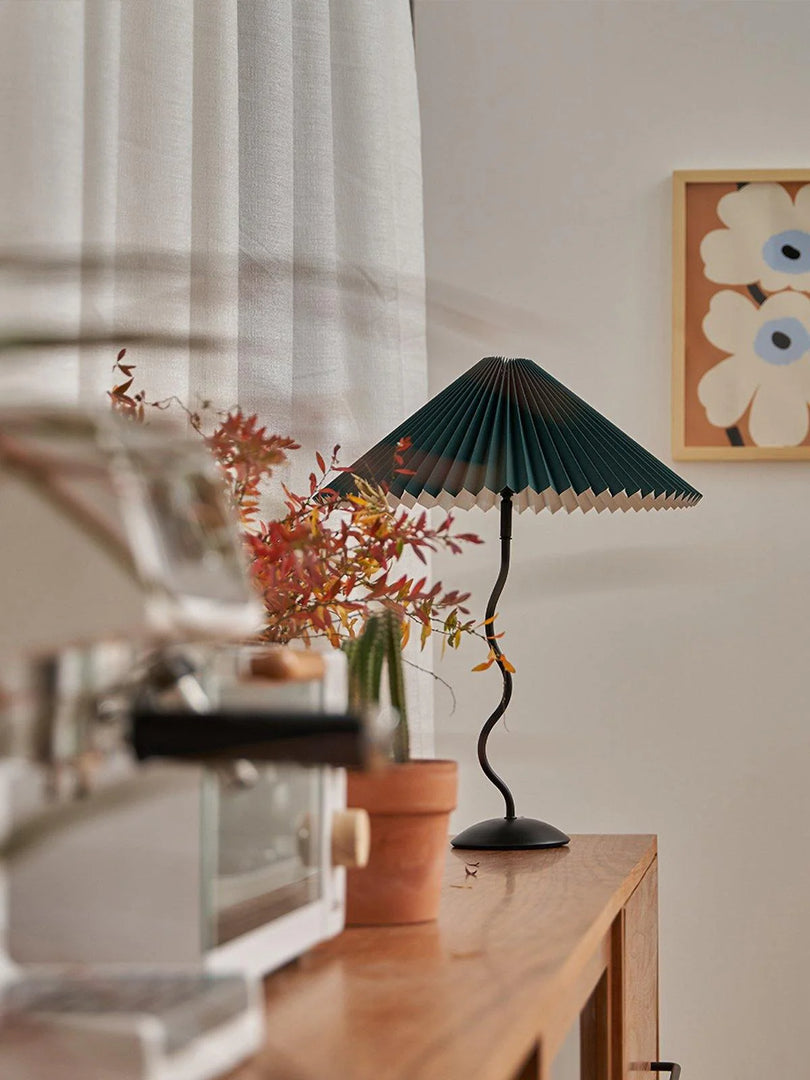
471, 659, 493, 672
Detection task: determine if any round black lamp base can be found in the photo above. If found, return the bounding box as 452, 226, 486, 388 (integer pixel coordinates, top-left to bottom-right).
451, 816, 570, 851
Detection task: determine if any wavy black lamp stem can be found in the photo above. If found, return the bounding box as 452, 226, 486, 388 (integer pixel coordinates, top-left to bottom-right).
478, 488, 516, 819
451, 488, 570, 850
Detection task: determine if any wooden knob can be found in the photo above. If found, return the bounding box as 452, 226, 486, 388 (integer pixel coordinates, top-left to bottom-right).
331, 809, 371, 869
249, 649, 326, 682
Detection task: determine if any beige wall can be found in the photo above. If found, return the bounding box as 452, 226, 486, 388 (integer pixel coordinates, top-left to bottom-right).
417, 3, 810, 1078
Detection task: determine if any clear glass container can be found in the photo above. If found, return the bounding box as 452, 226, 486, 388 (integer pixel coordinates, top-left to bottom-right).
201, 763, 324, 949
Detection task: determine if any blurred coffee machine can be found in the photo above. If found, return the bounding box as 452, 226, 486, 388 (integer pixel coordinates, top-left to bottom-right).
0, 407, 372, 1080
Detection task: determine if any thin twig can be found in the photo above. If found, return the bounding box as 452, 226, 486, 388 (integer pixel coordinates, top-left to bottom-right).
402, 655, 458, 715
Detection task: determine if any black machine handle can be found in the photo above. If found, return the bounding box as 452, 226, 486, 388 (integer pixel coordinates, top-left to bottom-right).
131, 708, 368, 768
651, 1063, 681, 1080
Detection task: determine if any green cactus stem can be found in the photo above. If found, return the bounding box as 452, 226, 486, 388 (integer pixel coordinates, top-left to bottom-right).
344, 611, 409, 763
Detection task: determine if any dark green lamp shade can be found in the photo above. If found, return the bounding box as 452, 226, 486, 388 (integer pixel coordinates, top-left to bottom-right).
329, 356, 702, 512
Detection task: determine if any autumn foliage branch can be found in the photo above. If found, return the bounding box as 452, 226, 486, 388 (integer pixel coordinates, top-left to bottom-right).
110, 353, 501, 664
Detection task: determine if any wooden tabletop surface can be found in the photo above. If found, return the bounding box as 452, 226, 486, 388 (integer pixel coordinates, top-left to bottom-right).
226, 834, 657, 1080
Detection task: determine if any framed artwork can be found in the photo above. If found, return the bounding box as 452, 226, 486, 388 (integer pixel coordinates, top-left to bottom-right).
673, 169, 810, 460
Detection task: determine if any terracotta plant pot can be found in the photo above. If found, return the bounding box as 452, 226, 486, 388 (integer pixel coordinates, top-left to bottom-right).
345, 759, 458, 925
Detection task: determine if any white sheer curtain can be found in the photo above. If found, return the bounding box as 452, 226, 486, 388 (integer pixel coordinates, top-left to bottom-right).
0, 0, 434, 753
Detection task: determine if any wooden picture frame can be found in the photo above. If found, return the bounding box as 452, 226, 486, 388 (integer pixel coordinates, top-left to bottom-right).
672, 169, 810, 460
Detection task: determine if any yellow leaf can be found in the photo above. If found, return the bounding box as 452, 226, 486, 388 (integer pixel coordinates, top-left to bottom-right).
420, 621, 432, 648
400, 620, 410, 648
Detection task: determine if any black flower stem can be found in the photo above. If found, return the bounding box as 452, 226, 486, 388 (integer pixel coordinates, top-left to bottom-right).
726, 426, 744, 447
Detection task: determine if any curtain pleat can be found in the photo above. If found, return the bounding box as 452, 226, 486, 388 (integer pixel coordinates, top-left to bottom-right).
190, 0, 240, 410
79, 0, 121, 400
0, 1, 85, 400
115, 0, 195, 403
237, 0, 295, 433
289, 1, 343, 452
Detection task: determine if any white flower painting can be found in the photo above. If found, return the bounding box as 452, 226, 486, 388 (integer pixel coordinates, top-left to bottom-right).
698, 290, 810, 447
674, 171, 810, 457
701, 183, 810, 295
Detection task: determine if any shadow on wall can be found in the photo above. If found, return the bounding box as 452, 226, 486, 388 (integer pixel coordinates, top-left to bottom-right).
426, 277, 570, 360
506, 544, 731, 599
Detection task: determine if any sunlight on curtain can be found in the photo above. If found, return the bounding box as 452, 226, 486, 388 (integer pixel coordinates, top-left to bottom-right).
0, 0, 434, 752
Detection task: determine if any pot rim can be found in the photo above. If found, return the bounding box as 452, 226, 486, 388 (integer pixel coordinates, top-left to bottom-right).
350, 757, 457, 771
347, 758, 458, 815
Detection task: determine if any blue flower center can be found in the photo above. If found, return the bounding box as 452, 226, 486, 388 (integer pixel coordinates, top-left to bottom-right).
762, 230, 810, 274
754, 316, 810, 365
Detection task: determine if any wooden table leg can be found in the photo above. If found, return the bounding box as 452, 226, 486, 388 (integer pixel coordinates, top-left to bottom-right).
585, 858, 657, 1080
580, 968, 609, 1080
582, 858, 659, 1080
513, 1042, 542, 1080
621, 859, 659, 1076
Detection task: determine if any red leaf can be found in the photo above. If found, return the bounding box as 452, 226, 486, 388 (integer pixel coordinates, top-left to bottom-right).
117, 348, 126, 361
316, 452, 326, 473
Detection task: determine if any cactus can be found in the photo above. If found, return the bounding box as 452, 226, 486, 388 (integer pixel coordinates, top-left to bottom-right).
344, 611, 409, 763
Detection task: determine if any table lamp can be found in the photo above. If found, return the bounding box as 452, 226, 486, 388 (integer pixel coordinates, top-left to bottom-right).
329, 356, 702, 850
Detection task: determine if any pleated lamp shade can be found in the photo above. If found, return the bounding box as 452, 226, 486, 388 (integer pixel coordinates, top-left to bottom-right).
332, 356, 701, 852
329, 355, 701, 513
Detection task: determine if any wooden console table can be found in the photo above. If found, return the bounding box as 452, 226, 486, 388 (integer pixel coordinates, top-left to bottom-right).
227, 834, 659, 1080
